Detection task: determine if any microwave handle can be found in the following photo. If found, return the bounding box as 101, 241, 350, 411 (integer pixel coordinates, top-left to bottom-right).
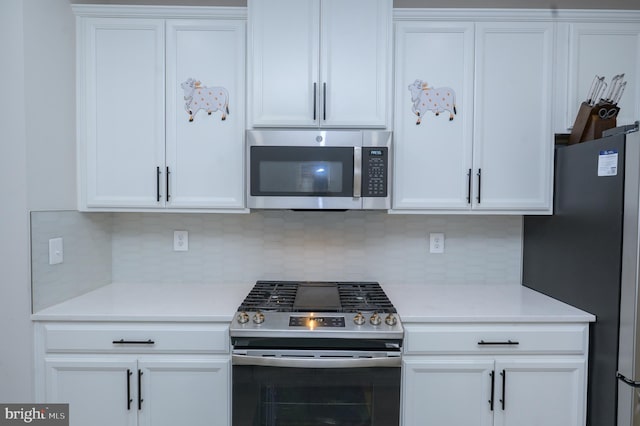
353, 147, 362, 198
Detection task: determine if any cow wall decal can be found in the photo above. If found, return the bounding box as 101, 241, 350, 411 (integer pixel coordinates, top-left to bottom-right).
408, 79, 457, 125
181, 78, 229, 122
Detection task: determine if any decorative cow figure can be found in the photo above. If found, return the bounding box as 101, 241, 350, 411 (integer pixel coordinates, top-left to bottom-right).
181, 78, 229, 122
408, 79, 457, 125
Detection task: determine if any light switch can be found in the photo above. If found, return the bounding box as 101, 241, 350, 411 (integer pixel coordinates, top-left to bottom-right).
49, 237, 64, 265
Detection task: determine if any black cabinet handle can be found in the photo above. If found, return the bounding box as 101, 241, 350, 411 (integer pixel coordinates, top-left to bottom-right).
138, 369, 143, 410
166, 166, 170, 202
126, 369, 133, 410
323, 82, 327, 121
467, 168, 472, 204
156, 167, 161, 202
313, 82, 317, 120
500, 370, 506, 410
478, 340, 519, 346
489, 371, 495, 411
112, 339, 155, 345
476, 168, 482, 204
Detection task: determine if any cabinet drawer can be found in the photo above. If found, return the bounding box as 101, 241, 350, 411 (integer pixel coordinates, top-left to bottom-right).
42, 323, 229, 354
403, 323, 588, 355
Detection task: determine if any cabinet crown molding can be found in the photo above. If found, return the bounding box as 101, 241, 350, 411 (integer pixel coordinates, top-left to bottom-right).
71, 4, 247, 19
393, 8, 640, 22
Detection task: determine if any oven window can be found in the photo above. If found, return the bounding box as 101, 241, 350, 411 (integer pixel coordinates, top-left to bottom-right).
250, 146, 354, 197
232, 366, 400, 426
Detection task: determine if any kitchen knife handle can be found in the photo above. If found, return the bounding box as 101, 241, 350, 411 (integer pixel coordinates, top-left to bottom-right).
476, 168, 482, 204
126, 369, 133, 410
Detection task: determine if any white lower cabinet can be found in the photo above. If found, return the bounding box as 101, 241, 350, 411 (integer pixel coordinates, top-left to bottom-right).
36, 322, 231, 426
401, 323, 588, 426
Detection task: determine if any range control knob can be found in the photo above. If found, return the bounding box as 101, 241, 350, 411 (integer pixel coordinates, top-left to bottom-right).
253, 312, 265, 324
353, 312, 366, 326
370, 312, 382, 326
237, 311, 250, 324
385, 314, 398, 326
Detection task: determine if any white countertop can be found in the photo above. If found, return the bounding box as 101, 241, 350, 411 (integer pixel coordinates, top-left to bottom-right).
31, 282, 595, 324
384, 284, 595, 323
31, 282, 254, 322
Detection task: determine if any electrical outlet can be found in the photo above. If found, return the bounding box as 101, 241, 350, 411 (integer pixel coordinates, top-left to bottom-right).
174, 230, 188, 251
429, 233, 445, 254
49, 237, 64, 265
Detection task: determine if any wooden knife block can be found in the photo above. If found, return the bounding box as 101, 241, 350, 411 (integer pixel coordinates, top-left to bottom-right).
569, 102, 617, 144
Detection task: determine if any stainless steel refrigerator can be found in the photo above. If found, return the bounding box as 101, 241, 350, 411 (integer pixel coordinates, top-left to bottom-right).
523, 122, 640, 426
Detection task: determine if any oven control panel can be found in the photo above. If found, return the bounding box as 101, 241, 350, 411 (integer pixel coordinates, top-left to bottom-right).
361, 147, 388, 197
289, 316, 345, 328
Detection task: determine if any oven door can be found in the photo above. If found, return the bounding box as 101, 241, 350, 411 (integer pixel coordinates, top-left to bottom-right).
232, 350, 401, 426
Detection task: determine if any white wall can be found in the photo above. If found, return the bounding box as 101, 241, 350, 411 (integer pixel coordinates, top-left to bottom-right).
0, 0, 33, 403
0, 0, 76, 401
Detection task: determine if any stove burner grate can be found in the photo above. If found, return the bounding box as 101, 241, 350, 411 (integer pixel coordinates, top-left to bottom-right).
237, 281, 396, 314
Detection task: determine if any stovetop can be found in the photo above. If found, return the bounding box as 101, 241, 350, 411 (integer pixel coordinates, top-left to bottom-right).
230, 281, 403, 340
237, 280, 397, 313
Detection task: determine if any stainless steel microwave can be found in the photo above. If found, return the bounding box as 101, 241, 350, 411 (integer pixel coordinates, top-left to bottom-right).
247, 130, 392, 210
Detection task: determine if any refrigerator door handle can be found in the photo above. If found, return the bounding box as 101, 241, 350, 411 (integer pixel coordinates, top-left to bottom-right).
617, 372, 640, 388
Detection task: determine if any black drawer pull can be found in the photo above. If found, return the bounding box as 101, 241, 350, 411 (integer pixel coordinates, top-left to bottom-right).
112, 339, 155, 345
478, 340, 519, 346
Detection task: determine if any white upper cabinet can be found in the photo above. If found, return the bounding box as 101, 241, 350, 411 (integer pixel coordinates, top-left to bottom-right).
473, 21, 554, 212
76, 7, 246, 212
78, 18, 166, 209
393, 21, 475, 210
248, 0, 392, 128
165, 20, 246, 209
393, 16, 554, 214
559, 20, 640, 132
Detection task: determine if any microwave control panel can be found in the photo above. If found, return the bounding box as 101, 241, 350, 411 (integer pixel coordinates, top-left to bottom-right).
361, 147, 388, 197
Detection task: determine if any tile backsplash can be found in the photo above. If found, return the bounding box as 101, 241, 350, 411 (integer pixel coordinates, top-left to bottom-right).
31, 210, 523, 311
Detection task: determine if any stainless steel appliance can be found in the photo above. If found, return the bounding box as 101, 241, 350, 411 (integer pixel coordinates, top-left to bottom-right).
523, 123, 640, 426
230, 281, 403, 426
247, 130, 392, 210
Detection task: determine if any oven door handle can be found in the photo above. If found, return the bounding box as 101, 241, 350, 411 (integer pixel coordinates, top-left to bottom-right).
232, 354, 401, 369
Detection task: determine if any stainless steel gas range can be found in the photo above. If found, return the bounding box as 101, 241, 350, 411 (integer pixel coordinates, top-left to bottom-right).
230, 280, 403, 426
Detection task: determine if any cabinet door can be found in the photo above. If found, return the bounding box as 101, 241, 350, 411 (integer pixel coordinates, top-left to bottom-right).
138, 358, 230, 426
473, 22, 554, 212
320, 0, 391, 127
565, 22, 640, 130
393, 21, 475, 210
165, 20, 245, 209
402, 358, 494, 426
248, 0, 320, 127
78, 18, 166, 209
493, 359, 586, 426
45, 357, 137, 426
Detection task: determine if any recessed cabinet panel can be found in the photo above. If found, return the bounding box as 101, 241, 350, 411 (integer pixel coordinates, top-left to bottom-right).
81, 19, 166, 208
166, 20, 245, 208
321, 0, 390, 127
473, 22, 554, 211
393, 22, 475, 209
249, 0, 319, 126
566, 23, 640, 130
